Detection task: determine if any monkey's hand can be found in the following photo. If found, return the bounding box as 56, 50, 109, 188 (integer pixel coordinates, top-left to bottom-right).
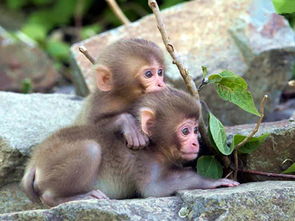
211, 178, 240, 188
117, 113, 149, 149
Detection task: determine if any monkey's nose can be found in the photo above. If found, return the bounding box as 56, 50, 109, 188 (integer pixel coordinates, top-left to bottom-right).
192, 142, 197, 146
157, 82, 166, 88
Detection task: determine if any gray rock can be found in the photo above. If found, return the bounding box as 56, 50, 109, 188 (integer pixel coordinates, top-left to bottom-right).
70, 0, 295, 125
178, 181, 295, 220
0, 92, 82, 186
0, 183, 43, 214
1, 181, 294, 220
0, 26, 59, 92
226, 120, 295, 181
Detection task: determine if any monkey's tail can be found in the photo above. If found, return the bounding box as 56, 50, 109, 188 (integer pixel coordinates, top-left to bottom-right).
21, 167, 41, 203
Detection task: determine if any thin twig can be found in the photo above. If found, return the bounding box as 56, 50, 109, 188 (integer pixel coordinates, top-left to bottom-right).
148, 0, 224, 168
105, 0, 130, 25
233, 95, 268, 180
148, 0, 199, 99
79, 46, 96, 65
74, 0, 84, 41
225, 171, 233, 179
235, 95, 268, 150
239, 169, 295, 179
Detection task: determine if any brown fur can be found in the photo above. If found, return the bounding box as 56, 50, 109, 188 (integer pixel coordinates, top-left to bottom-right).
75, 38, 165, 128
22, 88, 238, 207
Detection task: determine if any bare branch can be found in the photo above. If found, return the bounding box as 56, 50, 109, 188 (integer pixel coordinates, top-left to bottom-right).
233, 94, 268, 179
147, 0, 225, 167
79, 46, 96, 65
148, 0, 199, 99
105, 0, 130, 25
239, 169, 295, 179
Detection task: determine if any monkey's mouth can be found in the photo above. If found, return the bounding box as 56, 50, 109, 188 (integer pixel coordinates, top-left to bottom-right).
180, 151, 198, 159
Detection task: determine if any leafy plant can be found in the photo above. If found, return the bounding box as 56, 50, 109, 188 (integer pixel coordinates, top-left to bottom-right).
197, 155, 223, 179
283, 163, 295, 174
197, 70, 269, 178
21, 78, 33, 94
272, 0, 295, 28
272, 0, 295, 14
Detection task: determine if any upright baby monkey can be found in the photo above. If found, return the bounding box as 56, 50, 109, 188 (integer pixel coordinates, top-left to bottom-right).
76, 39, 166, 148
22, 88, 239, 207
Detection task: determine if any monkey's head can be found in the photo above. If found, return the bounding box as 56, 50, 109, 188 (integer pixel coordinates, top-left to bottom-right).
137, 88, 201, 163
93, 38, 167, 98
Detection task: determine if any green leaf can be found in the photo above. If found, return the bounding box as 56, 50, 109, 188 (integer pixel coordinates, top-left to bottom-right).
282, 163, 295, 174
272, 0, 295, 14
32, 0, 53, 5
26, 10, 56, 32
21, 23, 47, 42
232, 133, 270, 154
46, 39, 70, 62
208, 71, 260, 116
197, 155, 223, 179
21, 78, 33, 94
207, 74, 222, 83
81, 24, 102, 39
209, 112, 233, 155
216, 86, 260, 116
6, 0, 28, 9
201, 66, 208, 78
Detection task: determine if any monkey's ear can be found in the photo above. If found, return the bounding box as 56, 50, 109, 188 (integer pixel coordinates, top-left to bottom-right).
139, 107, 155, 135
94, 65, 113, 91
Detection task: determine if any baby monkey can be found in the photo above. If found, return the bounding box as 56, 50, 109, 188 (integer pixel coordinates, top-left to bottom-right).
76, 38, 166, 149
22, 88, 239, 207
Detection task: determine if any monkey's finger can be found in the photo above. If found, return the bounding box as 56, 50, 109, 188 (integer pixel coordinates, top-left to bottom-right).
143, 134, 149, 145
125, 133, 134, 147
137, 132, 147, 147
131, 130, 140, 147
90, 190, 109, 200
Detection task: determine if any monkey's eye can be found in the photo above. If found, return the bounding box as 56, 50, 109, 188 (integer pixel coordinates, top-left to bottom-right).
158, 69, 163, 76
181, 128, 190, 136
194, 127, 198, 134
144, 71, 153, 78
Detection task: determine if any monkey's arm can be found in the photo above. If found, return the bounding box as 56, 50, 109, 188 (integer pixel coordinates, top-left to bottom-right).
96, 113, 149, 149
140, 168, 239, 197
114, 113, 149, 149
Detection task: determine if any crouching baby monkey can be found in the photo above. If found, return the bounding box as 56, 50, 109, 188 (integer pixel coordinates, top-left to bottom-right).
76, 38, 167, 149
22, 88, 239, 207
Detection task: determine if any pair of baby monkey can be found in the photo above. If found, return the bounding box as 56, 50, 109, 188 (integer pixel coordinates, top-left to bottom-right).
21, 39, 239, 207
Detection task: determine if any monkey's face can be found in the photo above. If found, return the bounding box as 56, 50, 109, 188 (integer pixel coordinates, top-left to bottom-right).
176, 118, 200, 161
137, 62, 166, 93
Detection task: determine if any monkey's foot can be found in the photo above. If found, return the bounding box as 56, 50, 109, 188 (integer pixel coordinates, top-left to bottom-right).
85, 190, 109, 200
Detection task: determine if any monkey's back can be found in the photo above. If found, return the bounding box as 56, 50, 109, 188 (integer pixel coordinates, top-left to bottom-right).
94, 132, 143, 199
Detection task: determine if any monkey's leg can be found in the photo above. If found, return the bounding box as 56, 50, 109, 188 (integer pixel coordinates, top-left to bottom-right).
41, 189, 109, 207
36, 140, 107, 207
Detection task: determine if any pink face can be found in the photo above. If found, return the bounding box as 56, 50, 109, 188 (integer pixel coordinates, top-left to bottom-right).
139, 63, 166, 93
177, 118, 200, 161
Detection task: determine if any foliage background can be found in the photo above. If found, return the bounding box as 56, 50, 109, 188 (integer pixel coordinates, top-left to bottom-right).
1, 0, 189, 88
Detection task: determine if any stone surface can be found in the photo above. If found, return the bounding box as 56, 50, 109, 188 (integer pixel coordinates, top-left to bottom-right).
0, 183, 43, 214
71, 0, 295, 125
178, 181, 295, 220
0, 92, 82, 186
1, 181, 294, 220
0, 26, 59, 92
226, 120, 295, 181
